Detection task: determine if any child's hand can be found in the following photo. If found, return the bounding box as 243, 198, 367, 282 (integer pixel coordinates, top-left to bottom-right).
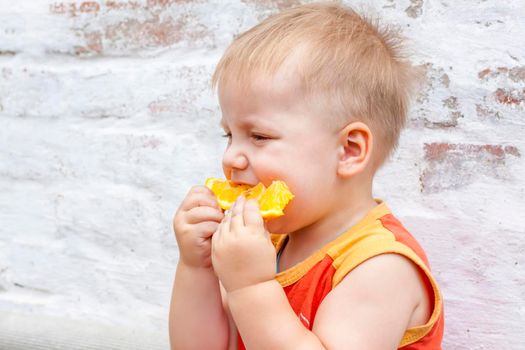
211, 196, 277, 293
173, 186, 224, 269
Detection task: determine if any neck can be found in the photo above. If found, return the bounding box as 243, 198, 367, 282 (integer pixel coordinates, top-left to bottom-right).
285, 180, 378, 266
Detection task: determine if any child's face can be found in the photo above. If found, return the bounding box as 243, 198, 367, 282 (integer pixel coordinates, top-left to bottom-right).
218, 73, 342, 234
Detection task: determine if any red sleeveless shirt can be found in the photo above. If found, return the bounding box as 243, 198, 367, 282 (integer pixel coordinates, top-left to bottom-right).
237, 200, 444, 349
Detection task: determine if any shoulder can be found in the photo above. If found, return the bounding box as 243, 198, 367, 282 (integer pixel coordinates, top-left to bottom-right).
313, 253, 430, 349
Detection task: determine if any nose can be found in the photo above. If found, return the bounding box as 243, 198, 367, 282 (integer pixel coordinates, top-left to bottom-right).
222, 142, 249, 175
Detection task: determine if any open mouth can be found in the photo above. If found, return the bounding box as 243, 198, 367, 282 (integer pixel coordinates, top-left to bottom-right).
230, 180, 258, 187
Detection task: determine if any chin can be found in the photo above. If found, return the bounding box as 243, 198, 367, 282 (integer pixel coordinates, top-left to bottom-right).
265, 214, 298, 234
265, 216, 287, 234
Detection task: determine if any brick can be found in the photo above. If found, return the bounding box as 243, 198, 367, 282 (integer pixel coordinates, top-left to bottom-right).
412, 63, 461, 129
420, 143, 521, 193
478, 68, 492, 80
49, 1, 101, 17
478, 66, 525, 83
48, 0, 216, 56
494, 88, 525, 106
476, 66, 525, 124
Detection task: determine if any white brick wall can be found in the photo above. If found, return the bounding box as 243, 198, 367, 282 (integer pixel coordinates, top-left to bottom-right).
0, 1, 524, 349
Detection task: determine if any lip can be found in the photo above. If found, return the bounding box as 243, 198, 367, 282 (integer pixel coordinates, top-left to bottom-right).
230, 180, 257, 187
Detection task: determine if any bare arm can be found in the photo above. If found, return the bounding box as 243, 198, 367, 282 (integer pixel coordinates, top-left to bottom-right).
227, 280, 325, 350
312, 254, 429, 349
226, 254, 426, 350
169, 263, 229, 350
221, 283, 239, 350
212, 198, 428, 349
212, 197, 325, 349
169, 186, 230, 350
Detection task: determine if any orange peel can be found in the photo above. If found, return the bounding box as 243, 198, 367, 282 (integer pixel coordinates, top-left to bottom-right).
204, 178, 294, 219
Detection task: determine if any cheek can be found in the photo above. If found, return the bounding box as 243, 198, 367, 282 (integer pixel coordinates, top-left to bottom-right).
264, 187, 316, 233
251, 153, 285, 184
265, 164, 337, 233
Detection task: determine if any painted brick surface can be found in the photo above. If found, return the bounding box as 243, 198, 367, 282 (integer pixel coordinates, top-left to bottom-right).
0, 1, 524, 349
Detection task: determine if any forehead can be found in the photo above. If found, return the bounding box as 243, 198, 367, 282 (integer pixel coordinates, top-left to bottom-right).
218, 68, 305, 118
219, 113, 276, 129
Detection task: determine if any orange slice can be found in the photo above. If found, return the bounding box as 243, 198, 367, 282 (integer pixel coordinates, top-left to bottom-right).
204, 178, 250, 210
258, 181, 295, 219
204, 178, 294, 219
243, 182, 265, 202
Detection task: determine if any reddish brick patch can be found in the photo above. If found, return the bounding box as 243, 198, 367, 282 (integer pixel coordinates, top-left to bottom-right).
420, 143, 521, 193
423, 112, 462, 129
105, 16, 183, 48
50, 1, 213, 55
106, 1, 130, 10
80, 1, 101, 13
478, 66, 525, 83
504, 146, 521, 157
477, 65, 525, 122
51, 0, 200, 16
50, 1, 101, 17
478, 68, 491, 80
77, 31, 103, 55
424, 143, 520, 161
494, 88, 525, 106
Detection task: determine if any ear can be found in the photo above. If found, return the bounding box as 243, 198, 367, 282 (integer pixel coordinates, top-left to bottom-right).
336, 122, 374, 178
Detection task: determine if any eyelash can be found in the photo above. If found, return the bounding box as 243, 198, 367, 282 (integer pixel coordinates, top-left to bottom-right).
251, 134, 269, 141
221, 133, 270, 142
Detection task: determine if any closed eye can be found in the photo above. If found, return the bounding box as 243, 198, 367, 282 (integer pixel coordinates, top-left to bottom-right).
221, 132, 272, 143
251, 133, 271, 141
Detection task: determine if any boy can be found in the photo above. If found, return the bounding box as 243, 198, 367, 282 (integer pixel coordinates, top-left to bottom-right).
169, 3, 444, 350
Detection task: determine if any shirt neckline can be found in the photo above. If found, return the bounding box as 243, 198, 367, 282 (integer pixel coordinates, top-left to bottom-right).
274, 199, 390, 285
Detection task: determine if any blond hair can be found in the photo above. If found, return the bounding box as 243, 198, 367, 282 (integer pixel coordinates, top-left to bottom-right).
212, 2, 420, 170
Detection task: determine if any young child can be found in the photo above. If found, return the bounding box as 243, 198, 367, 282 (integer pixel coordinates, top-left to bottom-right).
169, 3, 444, 349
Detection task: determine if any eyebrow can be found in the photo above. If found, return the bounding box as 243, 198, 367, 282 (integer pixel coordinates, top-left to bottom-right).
219, 116, 276, 131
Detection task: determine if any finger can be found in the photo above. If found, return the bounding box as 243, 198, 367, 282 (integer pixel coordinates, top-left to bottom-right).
221, 208, 232, 235
211, 221, 222, 246
188, 185, 215, 198
192, 221, 220, 239
230, 196, 246, 232
186, 206, 224, 224
180, 190, 220, 211
244, 199, 264, 229
180, 194, 218, 212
